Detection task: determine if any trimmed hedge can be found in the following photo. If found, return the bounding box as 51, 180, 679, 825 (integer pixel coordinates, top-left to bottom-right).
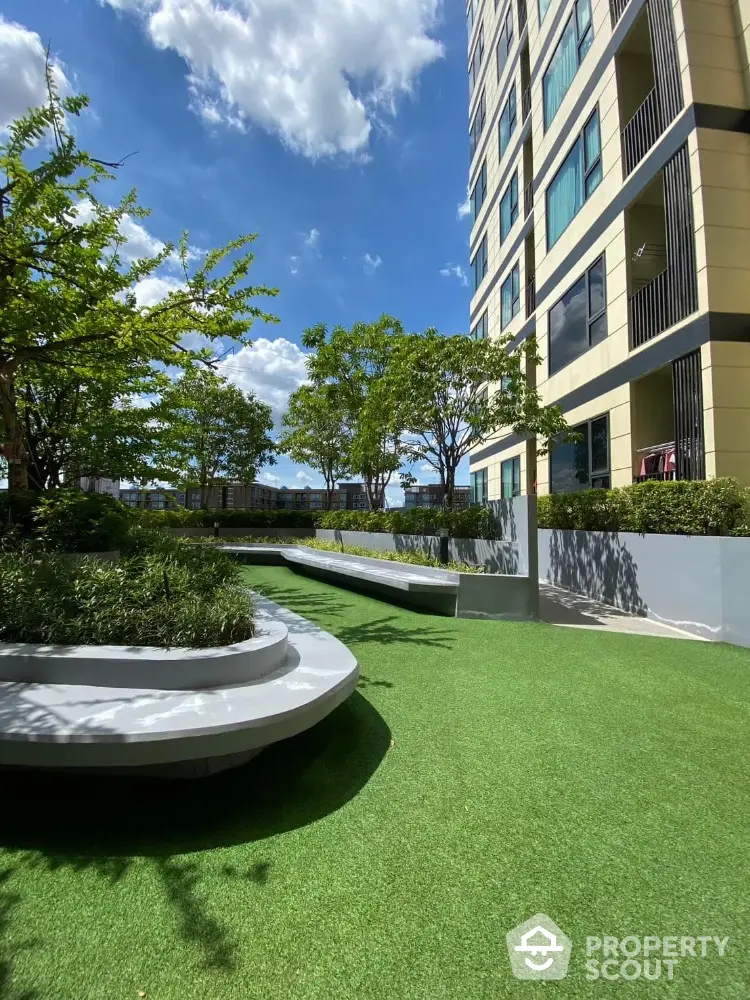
537, 478, 750, 536
134, 507, 319, 529
316, 505, 496, 538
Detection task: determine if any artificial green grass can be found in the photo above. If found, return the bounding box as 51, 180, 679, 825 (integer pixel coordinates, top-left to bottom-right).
0, 565, 748, 999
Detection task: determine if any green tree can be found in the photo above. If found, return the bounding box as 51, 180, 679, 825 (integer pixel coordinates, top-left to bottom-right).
16, 352, 164, 490
302, 316, 406, 510
152, 368, 275, 508
391, 330, 568, 508
0, 69, 278, 491
279, 384, 352, 509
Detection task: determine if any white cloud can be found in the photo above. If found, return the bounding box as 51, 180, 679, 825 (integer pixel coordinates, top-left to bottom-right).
99, 0, 443, 158
457, 188, 471, 220
419, 463, 435, 474
363, 252, 383, 276
132, 274, 187, 308
440, 263, 468, 287
0, 17, 71, 132
75, 200, 203, 268
261, 471, 281, 485
218, 336, 309, 424
304, 228, 320, 250
288, 254, 299, 276
296, 470, 313, 483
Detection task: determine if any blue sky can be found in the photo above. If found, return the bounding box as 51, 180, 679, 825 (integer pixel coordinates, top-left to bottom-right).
0, 0, 472, 505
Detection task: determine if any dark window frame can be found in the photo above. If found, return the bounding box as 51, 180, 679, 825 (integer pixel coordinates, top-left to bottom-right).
472, 233, 488, 291
501, 456, 522, 498
471, 160, 488, 222
471, 310, 488, 340
499, 170, 519, 243
548, 254, 607, 375
550, 412, 611, 493
468, 22, 485, 94
501, 262, 521, 328
498, 84, 517, 162
470, 88, 487, 161
545, 106, 602, 250
471, 467, 489, 504
541, 0, 593, 131
496, 4, 514, 80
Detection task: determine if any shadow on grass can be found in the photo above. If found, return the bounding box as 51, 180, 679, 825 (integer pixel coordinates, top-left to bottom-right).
337, 616, 455, 649
0, 692, 390, 973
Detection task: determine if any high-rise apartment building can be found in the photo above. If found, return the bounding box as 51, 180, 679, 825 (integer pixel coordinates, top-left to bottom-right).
467, 0, 750, 500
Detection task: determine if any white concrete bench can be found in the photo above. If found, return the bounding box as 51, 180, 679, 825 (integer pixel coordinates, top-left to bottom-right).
224, 544, 535, 620
0, 595, 358, 778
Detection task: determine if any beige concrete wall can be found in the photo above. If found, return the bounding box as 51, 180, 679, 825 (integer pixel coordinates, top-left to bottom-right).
678, 0, 748, 109
703, 341, 750, 481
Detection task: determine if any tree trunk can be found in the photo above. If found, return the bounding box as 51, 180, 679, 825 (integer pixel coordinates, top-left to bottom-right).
0, 367, 28, 492
445, 462, 456, 511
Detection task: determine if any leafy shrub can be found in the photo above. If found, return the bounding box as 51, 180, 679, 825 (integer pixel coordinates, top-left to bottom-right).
135, 507, 319, 529
316, 505, 496, 538
537, 478, 750, 536
0, 540, 254, 648
35, 489, 135, 552
300, 538, 485, 573
0, 489, 38, 540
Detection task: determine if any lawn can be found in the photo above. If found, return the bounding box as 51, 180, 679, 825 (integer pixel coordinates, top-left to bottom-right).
0, 564, 748, 999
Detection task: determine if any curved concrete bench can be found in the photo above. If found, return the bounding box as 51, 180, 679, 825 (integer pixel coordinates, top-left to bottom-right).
0, 623, 288, 690
0, 596, 358, 778
225, 544, 535, 620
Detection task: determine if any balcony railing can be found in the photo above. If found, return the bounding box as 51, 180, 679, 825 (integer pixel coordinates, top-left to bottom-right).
629, 268, 669, 348
525, 273, 536, 318
518, 0, 528, 32
524, 180, 533, 218
522, 84, 531, 122
621, 87, 663, 176
609, 0, 632, 26
633, 471, 676, 483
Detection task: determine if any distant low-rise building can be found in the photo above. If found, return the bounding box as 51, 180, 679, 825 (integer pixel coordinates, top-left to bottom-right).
79, 477, 121, 498
403, 484, 471, 509
119, 488, 185, 509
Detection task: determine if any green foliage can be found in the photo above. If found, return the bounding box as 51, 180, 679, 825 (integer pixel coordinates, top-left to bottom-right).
390, 331, 568, 506
152, 368, 275, 504
537, 478, 750, 536
0, 71, 278, 491
301, 316, 406, 508
0, 537, 254, 648
278, 383, 351, 502
0, 489, 39, 538
134, 507, 318, 529
33, 489, 134, 552
317, 505, 496, 538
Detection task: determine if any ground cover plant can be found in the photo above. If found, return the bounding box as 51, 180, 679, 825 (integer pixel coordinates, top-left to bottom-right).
0, 567, 747, 999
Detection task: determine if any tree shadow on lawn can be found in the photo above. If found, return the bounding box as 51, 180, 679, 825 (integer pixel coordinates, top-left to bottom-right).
0, 692, 391, 972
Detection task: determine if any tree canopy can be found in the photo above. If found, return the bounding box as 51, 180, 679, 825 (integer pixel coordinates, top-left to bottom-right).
278, 384, 352, 508
0, 67, 278, 491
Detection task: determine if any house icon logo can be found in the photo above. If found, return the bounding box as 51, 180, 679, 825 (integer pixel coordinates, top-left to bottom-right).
506, 914, 572, 980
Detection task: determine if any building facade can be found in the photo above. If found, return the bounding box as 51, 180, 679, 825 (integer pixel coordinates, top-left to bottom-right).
403, 484, 472, 508
119, 488, 185, 509
467, 0, 750, 499
181, 482, 382, 511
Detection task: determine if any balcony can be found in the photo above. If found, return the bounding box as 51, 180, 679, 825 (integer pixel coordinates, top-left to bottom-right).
609, 0, 631, 27
525, 273, 536, 318
622, 87, 663, 176
629, 268, 669, 349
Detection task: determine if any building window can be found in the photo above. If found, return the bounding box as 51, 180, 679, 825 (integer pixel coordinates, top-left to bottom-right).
500, 170, 519, 243
470, 89, 486, 160
501, 263, 521, 327
472, 234, 488, 291
498, 85, 517, 162
539, 0, 553, 24
548, 255, 607, 375
550, 414, 610, 492
543, 0, 593, 131
501, 456, 522, 498
469, 24, 485, 94
496, 5, 514, 80
471, 160, 487, 222
471, 310, 488, 340
467, 0, 476, 33
546, 107, 602, 249
470, 467, 489, 504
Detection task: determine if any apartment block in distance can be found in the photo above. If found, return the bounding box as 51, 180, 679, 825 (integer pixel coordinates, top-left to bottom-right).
466, 0, 750, 502
183, 482, 382, 511
403, 484, 472, 508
